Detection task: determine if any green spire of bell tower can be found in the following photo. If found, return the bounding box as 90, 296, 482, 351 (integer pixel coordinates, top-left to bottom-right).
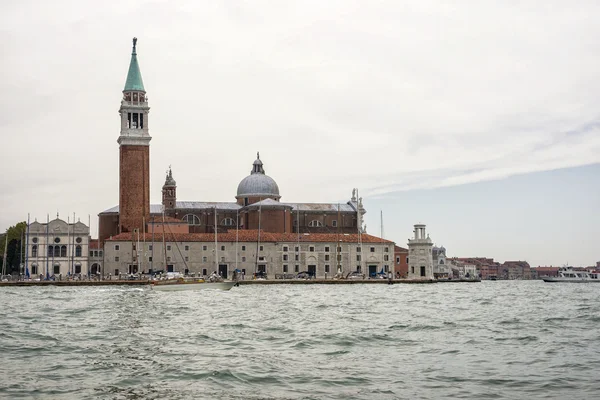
123, 37, 145, 92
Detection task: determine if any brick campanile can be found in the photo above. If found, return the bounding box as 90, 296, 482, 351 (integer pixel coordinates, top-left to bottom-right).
118, 37, 151, 234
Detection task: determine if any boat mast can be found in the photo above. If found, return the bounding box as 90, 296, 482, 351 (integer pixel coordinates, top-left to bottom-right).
214, 206, 218, 273
235, 208, 239, 271
151, 216, 155, 273
88, 214, 91, 277
142, 216, 145, 273
162, 211, 167, 271
20, 229, 24, 277
45, 214, 49, 279
97, 217, 102, 280
25, 213, 30, 279
72, 213, 75, 276
381, 210, 384, 275
136, 226, 140, 273
357, 189, 363, 274
336, 203, 341, 276
67, 216, 71, 276
255, 198, 262, 274
2, 234, 8, 277
296, 204, 300, 272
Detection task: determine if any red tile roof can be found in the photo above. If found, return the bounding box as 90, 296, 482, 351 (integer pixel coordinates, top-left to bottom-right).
106, 230, 394, 244
394, 245, 408, 252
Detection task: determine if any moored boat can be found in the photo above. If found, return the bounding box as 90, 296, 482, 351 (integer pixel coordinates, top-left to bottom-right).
542, 267, 600, 283
152, 278, 236, 291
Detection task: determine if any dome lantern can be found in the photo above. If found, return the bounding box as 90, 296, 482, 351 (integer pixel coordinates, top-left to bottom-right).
236, 152, 280, 202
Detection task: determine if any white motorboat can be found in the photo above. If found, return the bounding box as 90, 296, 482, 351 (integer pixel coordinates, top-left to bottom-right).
151, 278, 236, 291
542, 267, 600, 283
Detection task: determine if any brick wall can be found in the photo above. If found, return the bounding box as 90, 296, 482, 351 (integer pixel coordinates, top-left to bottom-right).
394, 247, 408, 277
119, 145, 150, 234
99, 214, 119, 243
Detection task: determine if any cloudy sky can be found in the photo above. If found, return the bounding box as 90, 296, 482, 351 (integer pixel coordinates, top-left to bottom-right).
1, 1, 599, 267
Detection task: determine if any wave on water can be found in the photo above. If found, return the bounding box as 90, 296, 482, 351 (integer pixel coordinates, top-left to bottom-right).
1, 282, 599, 399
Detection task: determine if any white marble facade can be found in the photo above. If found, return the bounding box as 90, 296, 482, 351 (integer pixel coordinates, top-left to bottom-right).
407, 224, 434, 279
27, 218, 90, 277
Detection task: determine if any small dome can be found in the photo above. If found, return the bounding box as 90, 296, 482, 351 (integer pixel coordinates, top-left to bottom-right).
236, 152, 280, 198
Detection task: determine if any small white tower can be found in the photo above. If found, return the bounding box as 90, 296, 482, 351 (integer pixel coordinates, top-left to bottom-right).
407, 224, 434, 279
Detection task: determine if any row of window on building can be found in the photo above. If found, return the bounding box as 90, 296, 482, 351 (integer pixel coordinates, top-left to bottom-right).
31, 237, 84, 244
30, 245, 83, 258
117, 243, 390, 253
30, 263, 83, 275
181, 214, 344, 228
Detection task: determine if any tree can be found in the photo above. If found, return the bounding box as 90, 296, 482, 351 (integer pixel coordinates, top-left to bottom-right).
0, 221, 26, 275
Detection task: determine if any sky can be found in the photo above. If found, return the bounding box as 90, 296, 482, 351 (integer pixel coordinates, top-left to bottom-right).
1, 0, 599, 267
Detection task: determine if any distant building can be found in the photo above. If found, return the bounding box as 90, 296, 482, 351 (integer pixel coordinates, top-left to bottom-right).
26, 218, 90, 277
394, 246, 408, 278
432, 246, 450, 279
452, 257, 500, 280
407, 224, 433, 279
502, 261, 531, 280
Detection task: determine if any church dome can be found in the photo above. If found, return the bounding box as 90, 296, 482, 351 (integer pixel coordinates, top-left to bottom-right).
236, 153, 280, 199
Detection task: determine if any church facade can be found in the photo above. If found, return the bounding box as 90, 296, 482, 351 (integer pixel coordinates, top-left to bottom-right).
26, 218, 90, 278
99, 38, 368, 242
97, 38, 404, 279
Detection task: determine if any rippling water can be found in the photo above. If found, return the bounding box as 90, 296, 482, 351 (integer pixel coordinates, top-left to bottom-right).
1, 281, 599, 399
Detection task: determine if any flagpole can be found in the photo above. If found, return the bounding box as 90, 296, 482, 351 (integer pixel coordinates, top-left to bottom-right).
67, 215, 71, 277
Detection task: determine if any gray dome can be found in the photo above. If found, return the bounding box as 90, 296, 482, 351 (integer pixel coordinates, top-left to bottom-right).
236, 153, 280, 198
237, 174, 280, 197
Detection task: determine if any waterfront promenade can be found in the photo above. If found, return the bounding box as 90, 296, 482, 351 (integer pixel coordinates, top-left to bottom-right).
0, 278, 480, 287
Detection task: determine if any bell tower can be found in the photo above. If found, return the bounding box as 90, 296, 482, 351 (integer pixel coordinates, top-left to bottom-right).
118, 37, 151, 234
162, 166, 177, 211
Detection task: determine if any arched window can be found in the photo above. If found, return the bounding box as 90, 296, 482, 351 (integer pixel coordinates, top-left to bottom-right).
308, 220, 323, 227
32, 245, 38, 257
182, 214, 201, 225
221, 218, 235, 226
439, 259, 444, 265
60, 245, 67, 257
91, 264, 100, 275
53, 246, 61, 257
75, 245, 82, 257
48, 246, 53, 257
